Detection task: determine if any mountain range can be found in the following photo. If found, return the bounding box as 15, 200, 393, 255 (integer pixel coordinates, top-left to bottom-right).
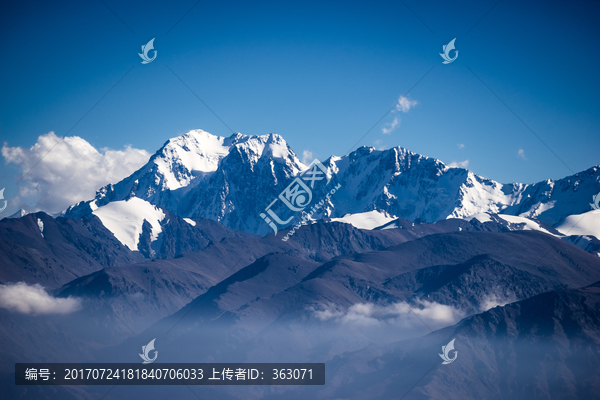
58, 130, 599, 246
2, 129, 600, 400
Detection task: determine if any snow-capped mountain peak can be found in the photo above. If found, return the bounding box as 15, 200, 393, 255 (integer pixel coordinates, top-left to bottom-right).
65, 129, 600, 247
65, 130, 305, 235
154, 129, 234, 190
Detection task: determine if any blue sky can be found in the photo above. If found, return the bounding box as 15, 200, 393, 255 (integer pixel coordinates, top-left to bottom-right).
1, 0, 599, 215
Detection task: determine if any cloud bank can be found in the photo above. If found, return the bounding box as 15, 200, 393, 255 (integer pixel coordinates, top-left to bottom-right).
0, 282, 81, 315
381, 96, 418, 134
2, 132, 150, 213
312, 300, 464, 328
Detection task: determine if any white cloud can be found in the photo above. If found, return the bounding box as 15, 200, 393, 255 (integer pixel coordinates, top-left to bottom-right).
396, 96, 418, 113
457, 144, 465, 149
381, 96, 418, 135
382, 116, 400, 134
2, 132, 150, 213
448, 160, 469, 168
301, 150, 314, 165
480, 294, 515, 312
518, 149, 527, 160
0, 282, 81, 315
312, 300, 464, 328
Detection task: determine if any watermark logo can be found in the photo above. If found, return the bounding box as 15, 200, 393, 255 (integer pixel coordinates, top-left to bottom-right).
139, 338, 158, 364
591, 192, 600, 210
439, 338, 457, 364
0, 188, 7, 213
259, 159, 340, 239
139, 39, 157, 64
440, 38, 458, 64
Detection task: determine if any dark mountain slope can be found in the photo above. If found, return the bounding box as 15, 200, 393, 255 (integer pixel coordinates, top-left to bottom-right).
0, 212, 140, 288
105, 231, 600, 367
50, 218, 512, 334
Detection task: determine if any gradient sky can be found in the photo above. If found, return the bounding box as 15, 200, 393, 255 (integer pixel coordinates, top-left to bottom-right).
1, 0, 599, 215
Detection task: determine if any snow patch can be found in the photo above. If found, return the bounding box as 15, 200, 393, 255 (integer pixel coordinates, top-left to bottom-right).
497, 214, 557, 236
519, 200, 556, 218
331, 210, 396, 230
379, 221, 400, 230
7, 209, 29, 219
555, 211, 600, 239
183, 218, 196, 227
266, 140, 289, 161
37, 218, 44, 237
92, 198, 165, 251
464, 213, 493, 223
